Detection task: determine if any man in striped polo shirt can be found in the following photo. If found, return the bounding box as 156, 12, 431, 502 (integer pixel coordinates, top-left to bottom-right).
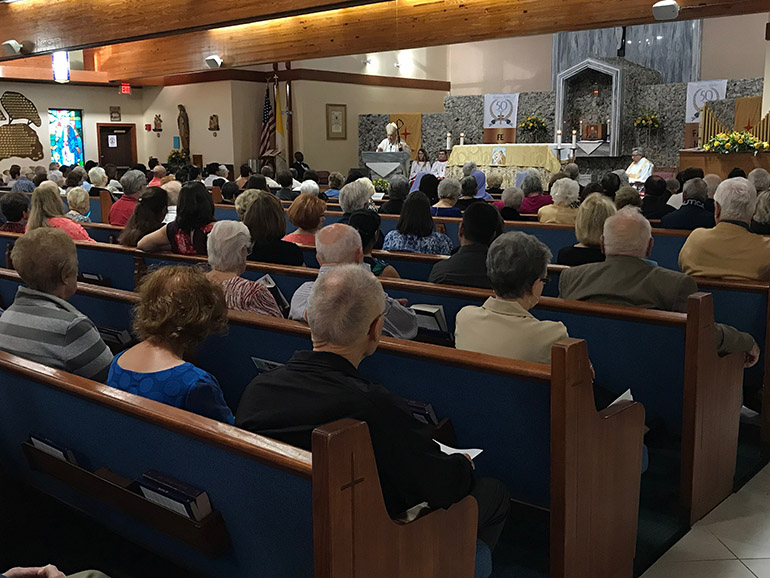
0, 228, 113, 381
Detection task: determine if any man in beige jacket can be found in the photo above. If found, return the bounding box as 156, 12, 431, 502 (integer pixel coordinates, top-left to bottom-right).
678, 177, 770, 281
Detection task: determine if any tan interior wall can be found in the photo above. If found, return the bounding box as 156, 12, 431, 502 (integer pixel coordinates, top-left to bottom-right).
700, 14, 768, 81
291, 80, 446, 174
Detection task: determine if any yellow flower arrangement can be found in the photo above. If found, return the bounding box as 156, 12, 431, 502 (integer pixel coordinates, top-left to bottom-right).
704, 131, 766, 154
518, 115, 547, 141
634, 113, 660, 129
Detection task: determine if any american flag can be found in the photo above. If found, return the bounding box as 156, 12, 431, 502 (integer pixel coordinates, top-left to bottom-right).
259, 85, 275, 158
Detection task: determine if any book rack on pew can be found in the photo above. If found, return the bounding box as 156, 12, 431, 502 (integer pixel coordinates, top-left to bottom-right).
21, 441, 231, 557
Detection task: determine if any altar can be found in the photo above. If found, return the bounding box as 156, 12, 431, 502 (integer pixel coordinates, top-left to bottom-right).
446, 144, 563, 187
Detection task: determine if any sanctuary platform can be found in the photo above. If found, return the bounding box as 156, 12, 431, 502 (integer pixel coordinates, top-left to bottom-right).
678, 149, 770, 176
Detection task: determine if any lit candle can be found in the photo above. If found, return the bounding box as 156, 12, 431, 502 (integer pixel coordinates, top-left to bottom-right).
446, 132, 452, 150
572, 130, 577, 147
556, 129, 562, 147
579, 120, 583, 138
459, 132, 466, 146
606, 117, 611, 136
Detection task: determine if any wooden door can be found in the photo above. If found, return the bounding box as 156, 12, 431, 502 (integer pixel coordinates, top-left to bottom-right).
97, 123, 137, 170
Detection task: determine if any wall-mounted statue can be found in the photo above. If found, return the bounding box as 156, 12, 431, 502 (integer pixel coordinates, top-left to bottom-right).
208, 114, 220, 137
153, 114, 163, 138
0, 91, 44, 162
177, 104, 190, 154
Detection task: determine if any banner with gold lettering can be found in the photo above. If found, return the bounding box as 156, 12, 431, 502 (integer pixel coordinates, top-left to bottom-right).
390, 113, 422, 160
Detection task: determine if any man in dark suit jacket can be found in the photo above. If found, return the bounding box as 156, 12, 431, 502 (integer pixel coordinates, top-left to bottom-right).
236, 264, 510, 551
429, 203, 504, 289
660, 178, 716, 231
559, 206, 759, 363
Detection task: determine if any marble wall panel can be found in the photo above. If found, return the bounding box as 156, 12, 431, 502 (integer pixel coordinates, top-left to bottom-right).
358, 113, 388, 166
554, 20, 700, 84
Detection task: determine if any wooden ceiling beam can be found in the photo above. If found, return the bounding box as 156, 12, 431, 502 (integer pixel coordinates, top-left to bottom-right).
0, 0, 383, 60
86, 0, 770, 81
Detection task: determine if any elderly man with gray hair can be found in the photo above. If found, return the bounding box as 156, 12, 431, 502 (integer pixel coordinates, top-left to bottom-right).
288, 223, 417, 339
659, 177, 715, 230
108, 169, 147, 226
679, 177, 770, 280
625, 146, 654, 186
462, 161, 477, 177
237, 263, 510, 557
559, 206, 758, 364
748, 168, 770, 195
455, 231, 568, 364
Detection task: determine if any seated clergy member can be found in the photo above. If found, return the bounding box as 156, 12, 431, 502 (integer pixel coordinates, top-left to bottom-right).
236, 264, 510, 550
679, 177, 770, 281
559, 207, 759, 364
429, 203, 504, 289
537, 178, 579, 224
431, 149, 448, 178
107, 266, 234, 424
557, 192, 616, 267
625, 146, 654, 186
0, 228, 113, 381
27, 182, 94, 242
289, 223, 418, 340
659, 177, 715, 231
454, 232, 568, 364
109, 169, 147, 226
206, 221, 282, 318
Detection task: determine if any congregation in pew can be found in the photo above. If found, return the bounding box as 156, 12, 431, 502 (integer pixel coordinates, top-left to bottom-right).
1, 136, 770, 578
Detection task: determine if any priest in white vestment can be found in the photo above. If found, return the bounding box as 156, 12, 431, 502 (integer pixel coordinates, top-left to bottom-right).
625, 147, 654, 186
377, 122, 411, 153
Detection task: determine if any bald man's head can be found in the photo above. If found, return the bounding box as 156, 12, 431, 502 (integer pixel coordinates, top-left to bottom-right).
601, 206, 653, 258
316, 223, 363, 265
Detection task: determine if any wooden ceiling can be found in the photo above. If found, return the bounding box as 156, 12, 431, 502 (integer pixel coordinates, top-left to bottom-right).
0, 0, 381, 58
1, 0, 768, 82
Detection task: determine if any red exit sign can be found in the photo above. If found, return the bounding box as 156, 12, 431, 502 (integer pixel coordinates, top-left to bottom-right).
120, 83, 132, 95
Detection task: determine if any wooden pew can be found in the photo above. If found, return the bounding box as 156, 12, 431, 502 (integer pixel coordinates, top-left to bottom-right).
0, 270, 645, 578
0, 350, 479, 578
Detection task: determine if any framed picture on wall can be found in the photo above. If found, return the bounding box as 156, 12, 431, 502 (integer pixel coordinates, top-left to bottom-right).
326, 104, 347, 140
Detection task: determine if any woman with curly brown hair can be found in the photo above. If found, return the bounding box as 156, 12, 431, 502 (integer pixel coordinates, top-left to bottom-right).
106, 265, 234, 423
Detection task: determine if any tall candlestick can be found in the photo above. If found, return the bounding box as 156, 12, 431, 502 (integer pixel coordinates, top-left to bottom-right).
556, 129, 562, 148
459, 132, 465, 146
571, 130, 577, 147
606, 117, 611, 138
446, 132, 452, 150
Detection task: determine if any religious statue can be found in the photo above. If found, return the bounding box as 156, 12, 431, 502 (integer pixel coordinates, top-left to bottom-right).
208, 114, 219, 132
153, 114, 163, 132
177, 104, 190, 154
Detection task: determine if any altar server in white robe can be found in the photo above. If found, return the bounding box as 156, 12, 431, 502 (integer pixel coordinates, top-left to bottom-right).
431, 150, 448, 178
377, 122, 411, 153
625, 147, 654, 186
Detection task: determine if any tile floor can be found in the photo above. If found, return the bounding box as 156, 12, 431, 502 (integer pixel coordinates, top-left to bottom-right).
642, 464, 770, 577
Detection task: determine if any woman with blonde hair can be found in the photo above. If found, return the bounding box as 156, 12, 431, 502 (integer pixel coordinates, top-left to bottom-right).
556, 193, 616, 266
106, 265, 234, 423
65, 187, 91, 223
235, 189, 260, 221
284, 194, 326, 246
27, 181, 94, 242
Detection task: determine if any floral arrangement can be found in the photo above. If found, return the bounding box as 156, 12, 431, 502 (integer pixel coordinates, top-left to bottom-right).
373, 178, 389, 193
518, 115, 548, 140
168, 149, 188, 164
634, 113, 660, 129
703, 131, 769, 154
